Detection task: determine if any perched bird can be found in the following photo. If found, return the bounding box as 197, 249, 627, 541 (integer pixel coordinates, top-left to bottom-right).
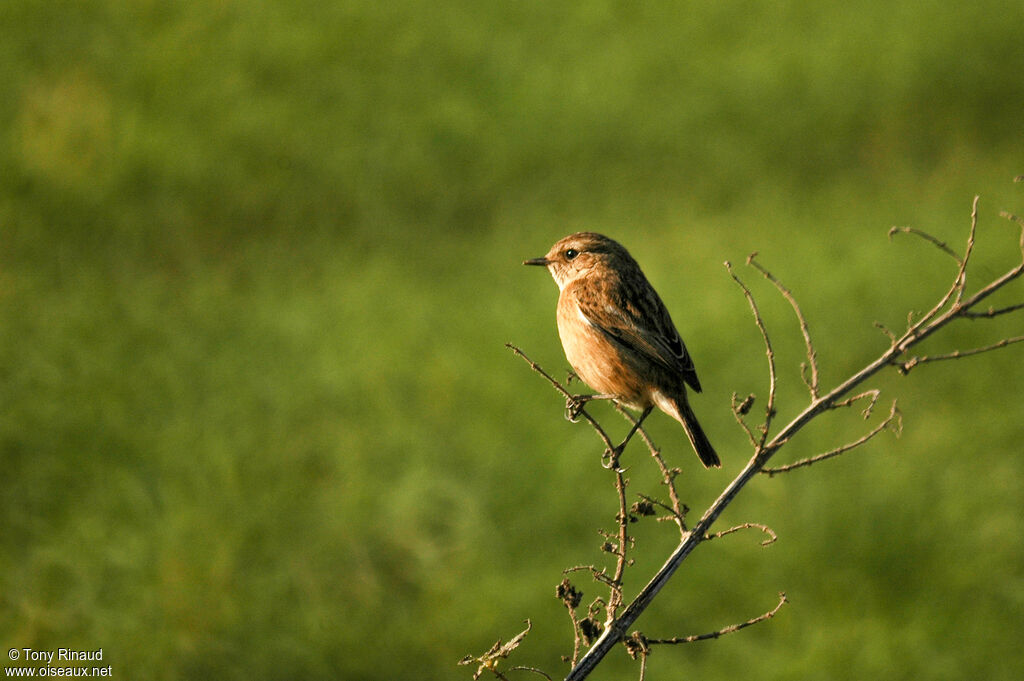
524, 232, 720, 468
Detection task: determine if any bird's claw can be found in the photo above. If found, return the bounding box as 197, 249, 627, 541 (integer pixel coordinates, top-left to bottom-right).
601, 444, 628, 472
564, 395, 587, 422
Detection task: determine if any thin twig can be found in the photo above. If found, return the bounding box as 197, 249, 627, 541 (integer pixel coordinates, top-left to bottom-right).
962, 301, 1024, 319
704, 522, 778, 546
901, 196, 980, 331
762, 400, 902, 475
731, 392, 759, 447
896, 335, 1024, 374
607, 467, 630, 624
954, 195, 980, 305
507, 343, 639, 638
636, 493, 686, 528
829, 389, 880, 417
508, 668, 554, 681
623, 633, 651, 679
556, 578, 585, 666
727, 260, 777, 448
615, 404, 689, 534
889, 226, 963, 263
563, 566, 615, 586
873, 320, 898, 344
749, 254, 820, 398
506, 344, 618, 456
642, 593, 788, 645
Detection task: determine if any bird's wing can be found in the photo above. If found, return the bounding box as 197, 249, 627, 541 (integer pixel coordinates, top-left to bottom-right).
573, 278, 702, 393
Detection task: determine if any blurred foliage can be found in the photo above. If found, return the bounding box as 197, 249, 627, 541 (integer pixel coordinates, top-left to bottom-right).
1, 1, 1023, 679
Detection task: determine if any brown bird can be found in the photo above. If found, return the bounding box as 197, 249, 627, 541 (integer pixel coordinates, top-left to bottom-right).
524, 232, 719, 468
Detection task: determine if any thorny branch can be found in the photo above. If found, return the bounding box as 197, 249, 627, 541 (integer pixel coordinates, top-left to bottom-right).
468, 190, 1024, 681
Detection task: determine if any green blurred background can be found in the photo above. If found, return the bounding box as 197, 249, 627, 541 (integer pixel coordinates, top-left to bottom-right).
2, 1, 1023, 679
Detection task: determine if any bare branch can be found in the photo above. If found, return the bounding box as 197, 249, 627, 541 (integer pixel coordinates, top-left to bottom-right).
762, 400, 901, 476
892, 197, 980, 332
607, 466, 630, 623
563, 565, 615, 585
640, 592, 788, 645
624, 592, 786, 681
873, 320, 898, 344
896, 335, 1024, 374
508, 668, 554, 681
955, 258, 1024, 315
636, 493, 686, 529
556, 578, 585, 666
962, 301, 1024, 319
954, 195, 980, 305
731, 392, 759, 447
748, 254, 821, 398
726, 260, 777, 448
704, 522, 778, 546
615, 404, 689, 534
506, 344, 618, 457
888, 226, 963, 263
829, 389, 880, 417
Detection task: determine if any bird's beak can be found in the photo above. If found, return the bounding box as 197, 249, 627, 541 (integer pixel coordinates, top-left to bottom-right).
523, 257, 549, 266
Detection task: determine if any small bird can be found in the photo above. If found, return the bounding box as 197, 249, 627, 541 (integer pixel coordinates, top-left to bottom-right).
524, 232, 720, 468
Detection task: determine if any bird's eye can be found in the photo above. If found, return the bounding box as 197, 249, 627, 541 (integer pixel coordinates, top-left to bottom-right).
565, 248, 579, 260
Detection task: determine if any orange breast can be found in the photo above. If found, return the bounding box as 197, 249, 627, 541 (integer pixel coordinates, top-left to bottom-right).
556, 291, 650, 408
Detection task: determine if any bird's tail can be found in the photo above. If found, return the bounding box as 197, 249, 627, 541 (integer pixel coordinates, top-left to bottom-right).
655, 392, 720, 468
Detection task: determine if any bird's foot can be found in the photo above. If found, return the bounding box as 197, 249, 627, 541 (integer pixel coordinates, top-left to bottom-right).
601, 444, 629, 472
564, 395, 588, 422
564, 392, 620, 422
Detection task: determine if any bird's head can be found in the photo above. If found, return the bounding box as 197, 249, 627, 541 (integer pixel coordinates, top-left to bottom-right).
523, 232, 636, 290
